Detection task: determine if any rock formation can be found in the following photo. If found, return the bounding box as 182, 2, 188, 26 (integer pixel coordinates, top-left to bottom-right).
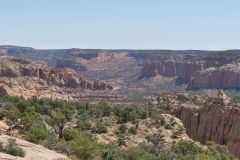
188, 63, 240, 89
173, 90, 240, 158
0, 57, 113, 90
0, 134, 68, 160
56, 52, 130, 71
0, 57, 114, 100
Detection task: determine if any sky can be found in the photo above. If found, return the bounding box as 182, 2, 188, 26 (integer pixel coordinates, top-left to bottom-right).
0, 0, 239, 50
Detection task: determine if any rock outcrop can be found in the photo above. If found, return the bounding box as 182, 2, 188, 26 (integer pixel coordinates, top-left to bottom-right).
188, 63, 240, 89
0, 57, 114, 100
56, 52, 130, 71
140, 55, 240, 90
0, 134, 68, 160
173, 91, 240, 158
0, 57, 113, 90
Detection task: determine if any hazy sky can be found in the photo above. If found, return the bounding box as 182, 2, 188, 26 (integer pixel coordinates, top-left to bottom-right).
0, 0, 239, 50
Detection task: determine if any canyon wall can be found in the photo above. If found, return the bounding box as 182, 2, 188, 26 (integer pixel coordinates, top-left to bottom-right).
140, 55, 240, 89
0, 57, 113, 90
173, 91, 240, 158
188, 63, 240, 89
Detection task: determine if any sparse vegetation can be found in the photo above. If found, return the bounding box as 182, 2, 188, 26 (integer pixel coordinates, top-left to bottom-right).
5, 139, 25, 157
0, 95, 237, 159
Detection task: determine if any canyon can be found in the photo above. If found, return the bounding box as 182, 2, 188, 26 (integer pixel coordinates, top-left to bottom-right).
151, 90, 240, 158
1, 46, 240, 159
2, 46, 240, 96
174, 91, 240, 158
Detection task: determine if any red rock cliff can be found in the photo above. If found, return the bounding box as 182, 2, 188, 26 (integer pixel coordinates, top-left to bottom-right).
173, 91, 240, 158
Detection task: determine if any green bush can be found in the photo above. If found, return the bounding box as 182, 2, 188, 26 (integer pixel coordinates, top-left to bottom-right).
91, 122, 108, 134
164, 123, 172, 130
173, 140, 203, 156
128, 126, 137, 135
26, 127, 48, 143
122, 147, 155, 160
118, 124, 128, 134
63, 131, 101, 159
63, 128, 80, 141
77, 119, 92, 131
115, 107, 137, 123
155, 116, 166, 126
101, 147, 122, 160
5, 139, 25, 157
98, 101, 112, 117
146, 134, 164, 146
171, 130, 181, 139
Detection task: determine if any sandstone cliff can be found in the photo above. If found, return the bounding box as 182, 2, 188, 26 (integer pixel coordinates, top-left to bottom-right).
173, 91, 240, 158
140, 54, 240, 89
0, 57, 114, 100
188, 63, 240, 89
56, 52, 130, 71
0, 57, 113, 90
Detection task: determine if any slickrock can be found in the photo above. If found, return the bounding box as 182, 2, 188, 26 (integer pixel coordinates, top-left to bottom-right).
173, 90, 240, 158
0, 134, 68, 160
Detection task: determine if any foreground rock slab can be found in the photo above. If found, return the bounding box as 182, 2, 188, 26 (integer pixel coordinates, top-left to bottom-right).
0, 134, 68, 160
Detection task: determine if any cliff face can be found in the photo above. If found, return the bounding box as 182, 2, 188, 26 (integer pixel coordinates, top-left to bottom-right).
140, 60, 207, 82
188, 64, 240, 89
173, 91, 240, 158
56, 52, 130, 71
0, 57, 114, 100
0, 57, 113, 90
140, 55, 240, 89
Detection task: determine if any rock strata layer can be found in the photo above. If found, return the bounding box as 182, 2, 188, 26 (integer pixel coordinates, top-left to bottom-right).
173, 90, 240, 158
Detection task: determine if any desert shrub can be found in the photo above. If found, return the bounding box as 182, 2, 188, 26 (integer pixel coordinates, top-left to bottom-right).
16, 99, 29, 113
170, 117, 177, 126
118, 124, 128, 134
63, 128, 80, 141
146, 134, 164, 146
101, 146, 122, 160
98, 101, 112, 117
20, 110, 41, 131
155, 116, 166, 126
205, 141, 236, 160
128, 126, 137, 135
91, 122, 108, 134
164, 123, 172, 130
77, 119, 92, 131
115, 107, 137, 123
122, 147, 155, 160
173, 140, 203, 156
5, 107, 21, 126
117, 135, 126, 147
5, 139, 25, 157
63, 131, 101, 159
48, 111, 67, 139
26, 127, 48, 143
171, 130, 181, 139
139, 110, 148, 119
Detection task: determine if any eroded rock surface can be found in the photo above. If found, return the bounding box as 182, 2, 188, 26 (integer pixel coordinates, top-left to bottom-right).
0, 57, 114, 100
188, 63, 240, 89
172, 91, 240, 158
0, 134, 68, 160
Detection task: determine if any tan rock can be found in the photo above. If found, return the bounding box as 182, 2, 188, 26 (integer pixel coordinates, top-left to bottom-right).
0, 134, 68, 160
173, 92, 240, 158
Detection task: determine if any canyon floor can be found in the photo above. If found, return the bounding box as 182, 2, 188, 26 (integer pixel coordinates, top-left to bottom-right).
0, 46, 240, 159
